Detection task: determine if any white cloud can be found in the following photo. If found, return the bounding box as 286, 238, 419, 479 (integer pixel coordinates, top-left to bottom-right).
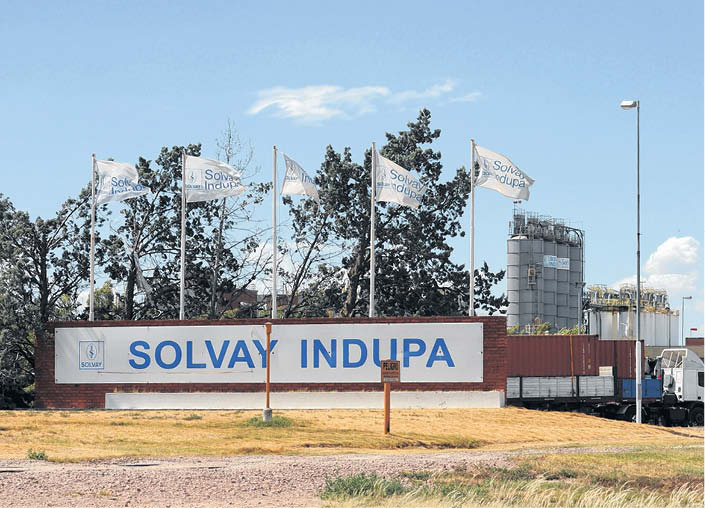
644, 236, 699, 274
247, 85, 390, 124
248, 80, 479, 123
449, 92, 482, 103
387, 79, 457, 104
612, 236, 701, 309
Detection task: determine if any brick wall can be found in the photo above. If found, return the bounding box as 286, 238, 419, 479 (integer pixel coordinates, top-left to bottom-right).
35, 316, 507, 409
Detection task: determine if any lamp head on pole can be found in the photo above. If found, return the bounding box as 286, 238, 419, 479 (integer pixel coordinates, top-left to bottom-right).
620, 100, 638, 109
683, 296, 693, 301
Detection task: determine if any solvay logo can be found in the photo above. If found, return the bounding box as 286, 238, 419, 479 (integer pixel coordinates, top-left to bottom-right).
79, 341, 104, 370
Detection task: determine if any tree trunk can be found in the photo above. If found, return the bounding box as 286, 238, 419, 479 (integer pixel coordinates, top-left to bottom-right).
209, 198, 227, 319
124, 259, 136, 320
342, 243, 366, 317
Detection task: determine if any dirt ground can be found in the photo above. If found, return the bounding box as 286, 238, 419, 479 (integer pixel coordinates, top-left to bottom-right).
0, 446, 649, 508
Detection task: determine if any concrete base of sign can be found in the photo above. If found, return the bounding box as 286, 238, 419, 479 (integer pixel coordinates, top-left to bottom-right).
105, 391, 505, 410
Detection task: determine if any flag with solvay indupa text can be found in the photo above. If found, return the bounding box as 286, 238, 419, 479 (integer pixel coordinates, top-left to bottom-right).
95, 160, 151, 204
374, 152, 427, 209
184, 155, 246, 203
281, 154, 319, 203
474, 145, 534, 200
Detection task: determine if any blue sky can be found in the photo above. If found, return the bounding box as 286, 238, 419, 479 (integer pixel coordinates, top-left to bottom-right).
0, 1, 702, 332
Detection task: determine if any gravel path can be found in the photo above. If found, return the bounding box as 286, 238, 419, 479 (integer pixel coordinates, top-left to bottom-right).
0, 446, 684, 507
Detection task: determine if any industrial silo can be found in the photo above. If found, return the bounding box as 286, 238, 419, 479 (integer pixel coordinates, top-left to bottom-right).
506, 208, 584, 332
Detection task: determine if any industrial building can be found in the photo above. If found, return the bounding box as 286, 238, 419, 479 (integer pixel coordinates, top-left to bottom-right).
585, 284, 680, 346
506, 209, 584, 332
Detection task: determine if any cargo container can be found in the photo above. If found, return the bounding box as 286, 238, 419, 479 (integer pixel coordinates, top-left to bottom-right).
506, 344, 704, 426
507, 334, 643, 378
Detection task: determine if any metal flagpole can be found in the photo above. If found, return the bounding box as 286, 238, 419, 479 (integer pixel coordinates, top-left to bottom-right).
469, 139, 476, 316
635, 101, 642, 423
89, 154, 96, 321
369, 142, 376, 318
180, 149, 186, 320
272, 146, 278, 319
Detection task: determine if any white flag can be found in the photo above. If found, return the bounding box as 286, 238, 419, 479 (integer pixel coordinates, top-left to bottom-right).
184, 155, 246, 203
374, 152, 426, 209
95, 160, 151, 204
474, 145, 534, 200
281, 154, 319, 203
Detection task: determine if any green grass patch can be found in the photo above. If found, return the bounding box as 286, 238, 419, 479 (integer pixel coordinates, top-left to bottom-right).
183, 413, 203, 421
320, 473, 406, 500
242, 415, 293, 428
400, 471, 432, 481
26, 448, 48, 461
109, 421, 131, 426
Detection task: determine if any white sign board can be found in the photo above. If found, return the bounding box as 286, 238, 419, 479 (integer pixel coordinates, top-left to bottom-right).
543, 255, 570, 270
55, 323, 483, 384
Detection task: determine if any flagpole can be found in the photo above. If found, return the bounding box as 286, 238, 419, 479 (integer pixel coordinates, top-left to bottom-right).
369, 142, 376, 318
89, 154, 96, 321
469, 139, 476, 316
272, 145, 278, 319
180, 149, 186, 320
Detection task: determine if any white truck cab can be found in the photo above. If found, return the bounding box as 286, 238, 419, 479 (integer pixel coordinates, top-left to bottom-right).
659, 348, 704, 403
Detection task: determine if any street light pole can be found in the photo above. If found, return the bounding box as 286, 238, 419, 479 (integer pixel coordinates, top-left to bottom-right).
621, 99, 641, 423
681, 296, 693, 346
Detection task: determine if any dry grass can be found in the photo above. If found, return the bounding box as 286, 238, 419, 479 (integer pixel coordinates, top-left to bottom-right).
322, 446, 704, 507
0, 407, 701, 462
327, 483, 703, 508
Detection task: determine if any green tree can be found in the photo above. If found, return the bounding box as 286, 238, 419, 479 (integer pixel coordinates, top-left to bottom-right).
0, 190, 99, 407
101, 140, 270, 320
282, 109, 507, 317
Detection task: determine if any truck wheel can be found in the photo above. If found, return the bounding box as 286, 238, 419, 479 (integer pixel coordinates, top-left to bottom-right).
689, 407, 704, 427
623, 406, 635, 422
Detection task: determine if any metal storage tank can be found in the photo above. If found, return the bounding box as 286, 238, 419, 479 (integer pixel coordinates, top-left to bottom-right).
506, 208, 584, 332
585, 284, 680, 346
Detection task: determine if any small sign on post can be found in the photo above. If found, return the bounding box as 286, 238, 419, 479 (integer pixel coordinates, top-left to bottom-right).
381, 360, 401, 383
381, 360, 400, 434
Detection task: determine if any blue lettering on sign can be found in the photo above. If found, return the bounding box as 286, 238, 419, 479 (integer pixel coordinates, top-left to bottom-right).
187, 341, 206, 369
129, 341, 151, 369
228, 340, 254, 369
426, 338, 455, 367
128, 339, 280, 370
252, 339, 278, 368
298, 337, 453, 369
403, 338, 426, 368
205, 340, 230, 368
342, 339, 367, 368
126, 338, 456, 371
155, 341, 181, 369
313, 339, 337, 368
373, 338, 397, 366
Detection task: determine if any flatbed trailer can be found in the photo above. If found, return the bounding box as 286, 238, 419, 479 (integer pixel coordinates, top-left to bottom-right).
506, 349, 703, 426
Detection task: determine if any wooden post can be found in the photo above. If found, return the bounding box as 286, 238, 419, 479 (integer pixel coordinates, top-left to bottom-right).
384, 382, 391, 434
380, 359, 399, 435
265, 321, 272, 409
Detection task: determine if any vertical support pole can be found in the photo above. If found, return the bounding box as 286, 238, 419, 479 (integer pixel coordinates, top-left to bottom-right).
265, 321, 271, 409
469, 139, 476, 316
635, 101, 642, 424
272, 146, 278, 319
180, 149, 186, 320
383, 381, 390, 434
369, 142, 376, 318
569, 334, 575, 397
263, 321, 273, 422
89, 154, 96, 321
